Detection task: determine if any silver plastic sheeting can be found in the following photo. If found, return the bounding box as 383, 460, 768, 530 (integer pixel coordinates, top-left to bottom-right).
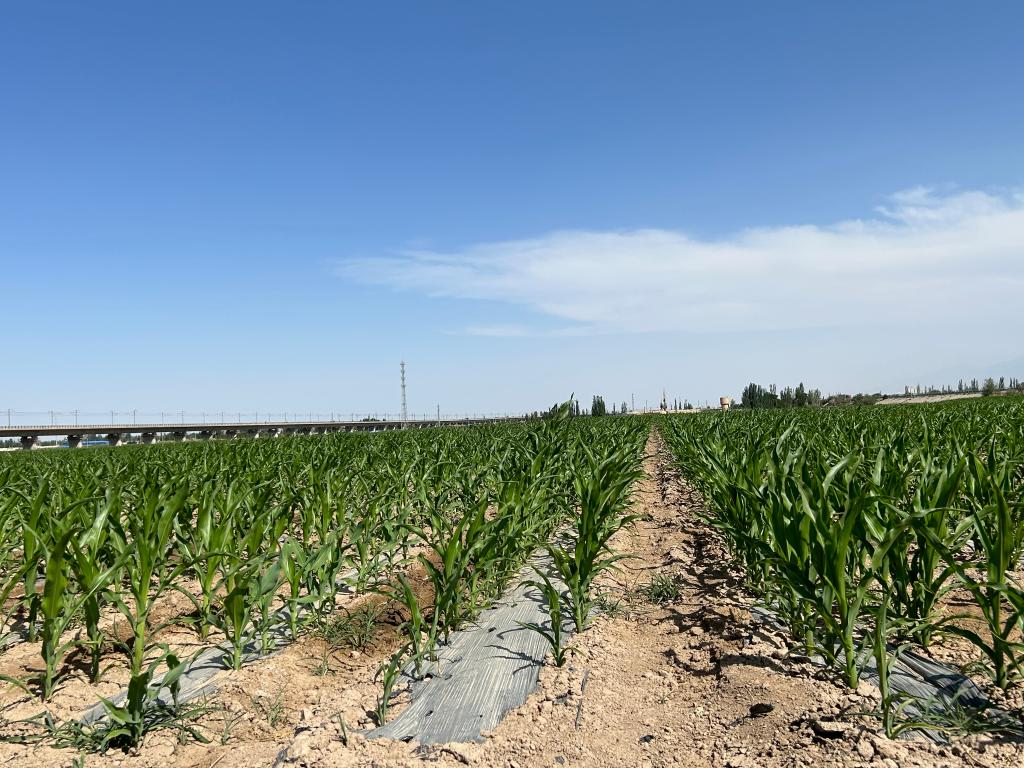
369, 565, 568, 744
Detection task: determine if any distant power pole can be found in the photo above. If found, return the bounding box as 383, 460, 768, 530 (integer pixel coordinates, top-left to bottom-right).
400, 360, 408, 426
631, 393, 635, 413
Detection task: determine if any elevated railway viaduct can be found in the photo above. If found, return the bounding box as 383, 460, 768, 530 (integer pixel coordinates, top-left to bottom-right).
0, 416, 521, 450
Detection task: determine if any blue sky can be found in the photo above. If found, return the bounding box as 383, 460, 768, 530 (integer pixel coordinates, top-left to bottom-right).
3, 3, 1023, 417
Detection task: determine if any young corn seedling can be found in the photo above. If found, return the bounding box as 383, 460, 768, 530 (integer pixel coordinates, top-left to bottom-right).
412, 496, 491, 642
374, 643, 410, 726
933, 452, 1024, 689
279, 535, 335, 640
90, 649, 211, 752
99, 477, 194, 750
31, 516, 86, 699
519, 568, 569, 667
16, 476, 51, 643
347, 504, 386, 593
875, 439, 971, 648
69, 489, 124, 684
177, 479, 242, 641
0, 472, 22, 616
551, 441, 641, 632
391, 575, 433, 679
211, 555, 284, 668
869, 558, 928, 738
296, 483, 353, 613
5, 489, 126, 701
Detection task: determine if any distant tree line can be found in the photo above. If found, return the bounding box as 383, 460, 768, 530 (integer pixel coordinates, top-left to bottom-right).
533, 395, 636, 418
900, 376, 1023, 398
589, 396, 631, 416
734, 374, 1024, 411
740, 382, 823, 410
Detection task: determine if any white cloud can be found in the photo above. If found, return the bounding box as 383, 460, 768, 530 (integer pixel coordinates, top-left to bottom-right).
337, 188, 1024, 335
457, 323, 589, 338
460, 324, 532, 338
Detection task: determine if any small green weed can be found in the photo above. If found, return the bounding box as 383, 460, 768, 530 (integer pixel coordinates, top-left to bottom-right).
311, 648, 335, 677
249, 691, 287, 728
637, 573, 683, 605
321, 603, 386, 651
592, 590, 626, 618
217, 707, 246, 745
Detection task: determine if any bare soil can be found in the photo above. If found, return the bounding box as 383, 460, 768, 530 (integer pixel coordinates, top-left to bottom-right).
1, 429, 1022, 767
876, 393, 981, 405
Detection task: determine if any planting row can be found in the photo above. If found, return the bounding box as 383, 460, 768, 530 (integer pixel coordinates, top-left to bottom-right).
661, 397, 1024, 736
0, 404, 648, 751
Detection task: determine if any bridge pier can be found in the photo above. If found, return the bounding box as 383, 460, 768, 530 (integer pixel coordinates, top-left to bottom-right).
67, 434, 84, 449
20, 435, 39, 450
106, 433, 123, 447
141, 432, 157, 445
171, 431, 187, 442
199, 430, 214, 440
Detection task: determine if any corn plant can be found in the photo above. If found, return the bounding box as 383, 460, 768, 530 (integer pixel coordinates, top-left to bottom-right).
935, 451, 1024, 689
279, 535, 335, 639
65, 490, 124, 684
206, 552, 285, 668
661, 396, 1024, 705
885, 449, 970, 647
412, 496, 491, 643
374, 643, 410, 726
89, 649, 210, 751
519, 568, 569, 667
176, 479, 243, 641
390, 575, 432, 679
32, 498, 120, 700
347, 501, 388, 592
99, 476, 192, 750
868, 559, 923, 738
16, 476, 51, 643
550, 439, 642, 633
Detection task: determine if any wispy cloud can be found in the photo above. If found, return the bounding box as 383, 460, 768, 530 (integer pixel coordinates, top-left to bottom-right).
456, 324, 590, 338
460, 324, 532, 338
336, 188, 1024, 336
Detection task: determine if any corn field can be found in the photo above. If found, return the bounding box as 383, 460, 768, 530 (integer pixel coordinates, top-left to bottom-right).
10, 391, 1019, 753
0, 405, 648, 750
662, 397, 1024, 735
